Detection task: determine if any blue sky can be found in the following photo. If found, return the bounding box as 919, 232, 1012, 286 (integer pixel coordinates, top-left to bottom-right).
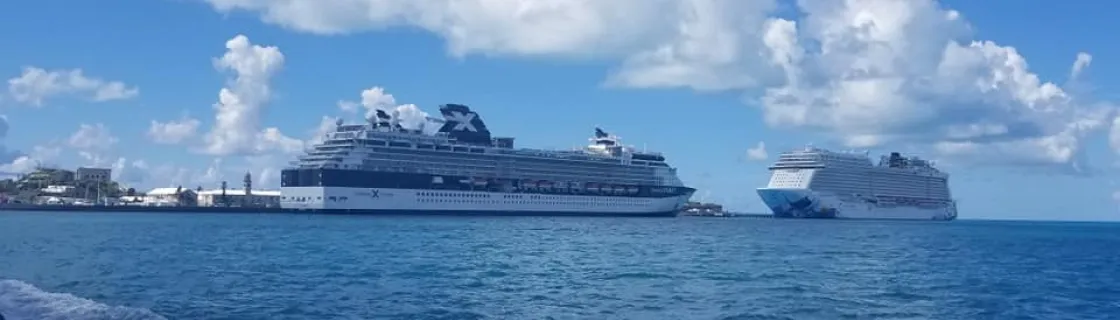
1, 0, 1119, 221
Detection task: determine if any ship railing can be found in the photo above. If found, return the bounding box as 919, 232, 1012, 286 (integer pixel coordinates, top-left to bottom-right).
767, 164, 825, 170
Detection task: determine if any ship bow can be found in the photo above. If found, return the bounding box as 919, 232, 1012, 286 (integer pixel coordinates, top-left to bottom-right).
756, 188, 837, 219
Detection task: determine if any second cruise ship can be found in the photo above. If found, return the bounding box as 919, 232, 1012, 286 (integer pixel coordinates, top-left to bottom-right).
756, 146, 957, 220
280, 104, 695, 216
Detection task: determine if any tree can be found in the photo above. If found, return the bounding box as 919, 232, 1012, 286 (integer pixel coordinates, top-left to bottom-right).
126, 188, 136, 196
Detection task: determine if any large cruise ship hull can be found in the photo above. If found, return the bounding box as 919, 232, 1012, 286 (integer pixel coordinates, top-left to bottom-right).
756, 188, 957, 220
282, 186, 693, 217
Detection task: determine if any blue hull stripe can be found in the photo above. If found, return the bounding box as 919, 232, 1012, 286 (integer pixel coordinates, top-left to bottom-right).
0, 204, 678, 218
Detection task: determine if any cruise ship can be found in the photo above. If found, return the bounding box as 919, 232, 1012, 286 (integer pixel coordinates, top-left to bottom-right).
756, 146, 957, 220
280, 104, 695, 216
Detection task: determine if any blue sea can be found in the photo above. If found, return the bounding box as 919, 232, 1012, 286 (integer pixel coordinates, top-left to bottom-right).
0, 211, 1118, 320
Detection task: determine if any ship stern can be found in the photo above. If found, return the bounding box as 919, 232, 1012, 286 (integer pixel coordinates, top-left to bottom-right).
756, 188, 838, 219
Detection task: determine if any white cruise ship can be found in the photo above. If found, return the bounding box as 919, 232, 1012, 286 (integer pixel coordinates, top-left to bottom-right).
280, 104, 695, 216
756, 146, 957, 220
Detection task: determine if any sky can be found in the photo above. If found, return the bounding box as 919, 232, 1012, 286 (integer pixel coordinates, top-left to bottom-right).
1, 0, 1119, 221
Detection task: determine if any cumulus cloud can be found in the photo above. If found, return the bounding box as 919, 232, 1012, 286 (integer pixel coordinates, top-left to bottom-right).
308, 115, 340, 146
200, 34, 301, 156
1070, 52, 1092, 80
6, 66, 138, 106
138, 156, 284, 191
205, 0, 1105, 168
148, 117, 201, 144
68, 123, 118, 151
204, 0, 683, 58
753, 1, 1107, 171
337, 86, 435, 133
352, 86, 396, 119
746, 141, 768, 161
112, 157, 151, 185
197, 0, 1118, 173
606, 0, 781, 91
118, 158, 227, 191
0, 145, 62, 174
256, 127, 304, 154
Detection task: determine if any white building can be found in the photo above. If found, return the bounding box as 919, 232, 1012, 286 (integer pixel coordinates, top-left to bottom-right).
196, 189, 281, 208
143, 187, 197, 206
41, 185, 74, 194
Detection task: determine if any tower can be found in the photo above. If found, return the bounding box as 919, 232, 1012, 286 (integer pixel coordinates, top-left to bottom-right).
243, 171, 252, 196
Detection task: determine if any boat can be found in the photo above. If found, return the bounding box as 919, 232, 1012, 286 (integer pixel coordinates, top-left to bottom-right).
756, 146, 957, 220
279, 104, 695, 216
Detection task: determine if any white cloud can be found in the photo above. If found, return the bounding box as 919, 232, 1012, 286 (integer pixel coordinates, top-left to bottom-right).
148, 117, 201, 144
746, 141, 768, 161
392, 104, 434, 132
0, 145, 62, 174
112, 157, 151, 185
136, 156, 284, 191
255, 127, 304, 154
204, 0, 685, 58
1071, 52, 1092, 80
6, 66, 138, 106
753, 1, 1103, 170
201, 34, 301, 156
606, 0, 780, 91
205, 0, 1114, 171
308, 115, 340, 146
337, 86, 434, 132
78, 151, 112, 168
68, 123, 118, 151
121, 158, 226, 191
352, 86, 396, 119
0, 156, 39, 174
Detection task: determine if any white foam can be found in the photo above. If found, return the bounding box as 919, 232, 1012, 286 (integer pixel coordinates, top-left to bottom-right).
0, 279, 166, 320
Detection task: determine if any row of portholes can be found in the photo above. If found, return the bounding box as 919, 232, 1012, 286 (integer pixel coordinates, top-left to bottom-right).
415, 198, 650, 206
415, 192, 652, 205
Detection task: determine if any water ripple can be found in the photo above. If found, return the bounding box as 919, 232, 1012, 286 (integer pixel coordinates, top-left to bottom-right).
1, 213, 1118, 319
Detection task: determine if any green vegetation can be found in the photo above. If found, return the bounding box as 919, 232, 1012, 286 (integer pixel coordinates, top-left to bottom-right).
0, 167, 124, 199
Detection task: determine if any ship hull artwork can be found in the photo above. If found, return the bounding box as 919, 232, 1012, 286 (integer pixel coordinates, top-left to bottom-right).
757, 147, 957, 221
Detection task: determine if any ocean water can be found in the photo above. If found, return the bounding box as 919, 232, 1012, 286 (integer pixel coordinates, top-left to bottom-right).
0, 211, 1118, 320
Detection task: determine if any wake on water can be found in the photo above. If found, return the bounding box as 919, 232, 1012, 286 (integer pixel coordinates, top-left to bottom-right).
0, 279, 165, 320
